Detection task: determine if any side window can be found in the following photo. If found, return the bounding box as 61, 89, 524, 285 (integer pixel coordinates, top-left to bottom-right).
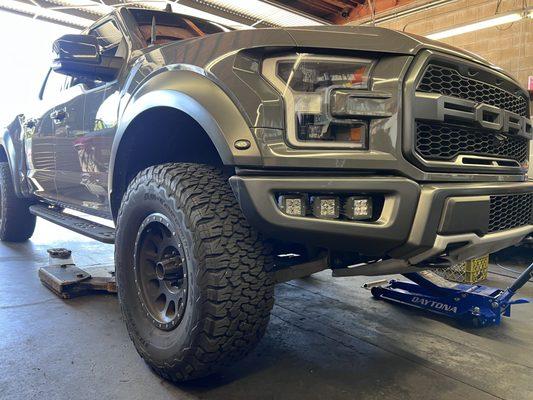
89, 20, 126, 58
70, 20, 126, 90
40, 69, 67, 103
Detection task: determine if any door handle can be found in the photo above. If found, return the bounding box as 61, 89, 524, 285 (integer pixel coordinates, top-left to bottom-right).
50, 109, 67, 122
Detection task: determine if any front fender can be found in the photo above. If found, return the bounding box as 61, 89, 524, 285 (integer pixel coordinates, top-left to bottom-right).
111, 68, 262, 171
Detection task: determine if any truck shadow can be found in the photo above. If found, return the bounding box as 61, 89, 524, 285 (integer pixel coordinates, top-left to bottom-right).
168, 320, 450, 400
161, 271, 533, 400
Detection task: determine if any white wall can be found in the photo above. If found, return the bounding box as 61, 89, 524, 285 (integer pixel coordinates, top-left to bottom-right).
0, 11, 76, 127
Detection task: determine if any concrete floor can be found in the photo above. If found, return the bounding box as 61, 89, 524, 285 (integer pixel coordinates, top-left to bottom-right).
1, 219, 533, 400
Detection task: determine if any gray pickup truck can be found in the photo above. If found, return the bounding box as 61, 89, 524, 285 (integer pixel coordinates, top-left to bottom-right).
2, 6, 532, 381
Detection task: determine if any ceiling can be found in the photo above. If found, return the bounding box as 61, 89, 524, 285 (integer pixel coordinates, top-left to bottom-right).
267, 0, 419, 24
0, 0, 443, 29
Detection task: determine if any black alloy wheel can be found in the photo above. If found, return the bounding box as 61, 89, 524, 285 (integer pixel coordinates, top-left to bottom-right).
134, 213, 188, 331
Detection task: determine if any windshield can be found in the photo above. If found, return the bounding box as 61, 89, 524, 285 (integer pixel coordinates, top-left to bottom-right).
129, 8, 227, 47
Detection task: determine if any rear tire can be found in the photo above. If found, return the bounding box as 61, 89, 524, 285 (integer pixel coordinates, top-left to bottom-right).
115, 163, 274, 381
0, 163, 36, 242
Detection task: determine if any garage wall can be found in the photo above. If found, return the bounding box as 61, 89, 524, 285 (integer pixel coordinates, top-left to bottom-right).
377, 0, 532, 95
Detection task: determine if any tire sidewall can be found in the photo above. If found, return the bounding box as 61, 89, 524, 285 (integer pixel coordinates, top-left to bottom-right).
0, 163, 36, 242
0, 169, 5, 232
116, 182, 202, 363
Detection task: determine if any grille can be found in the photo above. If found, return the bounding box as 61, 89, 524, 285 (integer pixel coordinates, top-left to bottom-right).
416, 122, 528, 163
489, 193, 533, 232
418, 64, 529, 117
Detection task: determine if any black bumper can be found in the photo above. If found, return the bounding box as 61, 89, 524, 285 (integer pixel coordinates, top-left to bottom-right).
230, 174, 533, 259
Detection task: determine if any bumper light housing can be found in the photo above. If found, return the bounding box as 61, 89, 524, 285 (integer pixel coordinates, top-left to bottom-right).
345, 196, 373, 220
311, 196, 340, 219
278, 194, 307, 217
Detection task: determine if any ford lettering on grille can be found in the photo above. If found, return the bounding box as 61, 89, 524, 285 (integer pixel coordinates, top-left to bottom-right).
414, 93, 533, 139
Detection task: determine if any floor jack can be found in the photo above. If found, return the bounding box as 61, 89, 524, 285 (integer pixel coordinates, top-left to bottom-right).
39, 248, 116, 299
367, 264, 533, 327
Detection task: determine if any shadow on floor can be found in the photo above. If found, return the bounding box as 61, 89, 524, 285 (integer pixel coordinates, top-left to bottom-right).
1, 220, 532, 400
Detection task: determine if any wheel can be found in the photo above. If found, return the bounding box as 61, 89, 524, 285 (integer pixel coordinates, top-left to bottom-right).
115, 163, 274, 381
0, 162, 36, 242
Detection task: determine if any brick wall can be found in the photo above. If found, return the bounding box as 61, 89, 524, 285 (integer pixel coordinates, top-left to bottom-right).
376, 0, 532, 91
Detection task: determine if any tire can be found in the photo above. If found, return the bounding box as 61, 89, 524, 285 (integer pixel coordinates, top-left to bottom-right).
115, 163, 274, 381
0, 162, 36, 242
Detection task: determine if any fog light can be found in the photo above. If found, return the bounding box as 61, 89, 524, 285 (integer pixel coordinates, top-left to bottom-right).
311, 196, 340, 219
345, 196, 373, 220
278, 194, 307, 216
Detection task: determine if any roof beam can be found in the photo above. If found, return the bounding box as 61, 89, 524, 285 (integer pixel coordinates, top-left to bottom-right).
0, 0, 325, 30
0, 0, 94, 27
172, 0, 274, 27
259, 0, 329, 25
32, 0, 106, 21
355, 0, 459, 25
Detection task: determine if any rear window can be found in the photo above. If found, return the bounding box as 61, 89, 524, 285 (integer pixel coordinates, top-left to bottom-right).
129, 9, 227, 47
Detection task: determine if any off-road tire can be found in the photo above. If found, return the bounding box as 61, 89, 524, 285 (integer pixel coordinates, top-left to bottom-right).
0, 162, 36, 242
115, 163, 275, 381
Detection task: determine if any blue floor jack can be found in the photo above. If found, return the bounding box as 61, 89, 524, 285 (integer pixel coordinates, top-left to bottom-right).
369, 263, 533, 328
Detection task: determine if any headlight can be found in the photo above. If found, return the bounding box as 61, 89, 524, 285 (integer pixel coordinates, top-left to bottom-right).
262, 54, 375, 149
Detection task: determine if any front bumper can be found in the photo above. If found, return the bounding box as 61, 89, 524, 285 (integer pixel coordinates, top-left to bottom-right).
230, 175, 533, 264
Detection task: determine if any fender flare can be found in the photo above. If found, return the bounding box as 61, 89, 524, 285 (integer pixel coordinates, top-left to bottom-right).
109, 69, 262, 198
1, 117, 28, 198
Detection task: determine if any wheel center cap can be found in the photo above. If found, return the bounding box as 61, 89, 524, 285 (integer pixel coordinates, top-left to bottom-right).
155, 256, 181, 281
155, 263, 166, 280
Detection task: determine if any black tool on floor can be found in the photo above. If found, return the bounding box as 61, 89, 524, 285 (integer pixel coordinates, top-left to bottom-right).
39, 248, 116, 299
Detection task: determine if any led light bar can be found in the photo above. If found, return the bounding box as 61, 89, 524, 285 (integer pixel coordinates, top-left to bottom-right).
426, 12, 524, 40
276, 192, 378, 222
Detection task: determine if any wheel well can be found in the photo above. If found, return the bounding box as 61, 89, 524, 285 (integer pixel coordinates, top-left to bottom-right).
111, 107, 226, 219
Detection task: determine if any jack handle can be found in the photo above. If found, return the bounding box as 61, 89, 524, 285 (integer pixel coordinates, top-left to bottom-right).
499, 262, 533, 304
507, 262, 533, 295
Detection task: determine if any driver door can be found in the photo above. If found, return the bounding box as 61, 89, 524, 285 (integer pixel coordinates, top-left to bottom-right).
24, 69, 69, 202
53, 18, 125, 217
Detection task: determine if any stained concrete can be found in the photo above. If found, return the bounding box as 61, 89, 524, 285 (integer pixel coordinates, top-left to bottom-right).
1, 219, 532, 400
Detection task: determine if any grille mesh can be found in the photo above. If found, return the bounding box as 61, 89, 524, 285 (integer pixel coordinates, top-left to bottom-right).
418, 64, 529, 117
416, 122, 528, 163
489, 193, 533, 232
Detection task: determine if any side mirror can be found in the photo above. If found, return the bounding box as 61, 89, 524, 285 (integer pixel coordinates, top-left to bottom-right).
52, 34, 122, 82
53, 34, 100, 64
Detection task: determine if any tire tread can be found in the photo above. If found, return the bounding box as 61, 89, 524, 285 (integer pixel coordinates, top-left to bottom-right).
117, 163, 274, 381
0, 163, 35, 242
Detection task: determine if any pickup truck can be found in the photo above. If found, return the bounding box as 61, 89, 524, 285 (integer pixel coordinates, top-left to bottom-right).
2, 6, 532, 381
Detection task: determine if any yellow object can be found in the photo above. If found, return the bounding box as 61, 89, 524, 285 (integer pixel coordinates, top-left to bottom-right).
435, 255, 489, 284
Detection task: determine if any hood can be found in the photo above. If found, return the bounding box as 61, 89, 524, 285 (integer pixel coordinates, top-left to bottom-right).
283, 25, 494, 68
139, 24, 518, 86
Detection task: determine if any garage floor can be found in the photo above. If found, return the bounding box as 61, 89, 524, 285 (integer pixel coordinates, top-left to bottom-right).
1, 220, 532, 400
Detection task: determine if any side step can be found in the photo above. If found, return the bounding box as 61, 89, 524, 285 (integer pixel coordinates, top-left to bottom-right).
30, 205, 115, 244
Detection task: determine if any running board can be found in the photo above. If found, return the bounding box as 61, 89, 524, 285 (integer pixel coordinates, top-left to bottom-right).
30, 205, 115, 244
